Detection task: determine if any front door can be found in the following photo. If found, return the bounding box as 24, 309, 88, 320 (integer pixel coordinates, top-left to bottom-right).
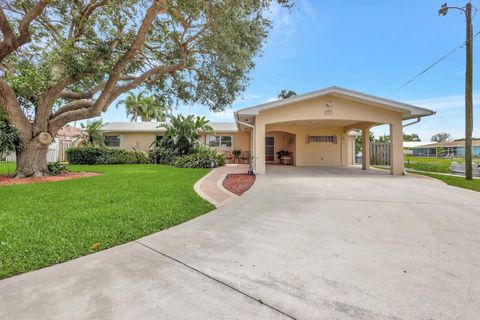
265, 136, 275, 162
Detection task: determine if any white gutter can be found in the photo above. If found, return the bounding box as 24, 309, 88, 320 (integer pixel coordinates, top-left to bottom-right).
402, 117, 421, 128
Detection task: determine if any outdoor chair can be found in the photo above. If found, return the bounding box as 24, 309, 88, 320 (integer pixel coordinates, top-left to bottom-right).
240, 151, 250, 164
225, 151, 234, 164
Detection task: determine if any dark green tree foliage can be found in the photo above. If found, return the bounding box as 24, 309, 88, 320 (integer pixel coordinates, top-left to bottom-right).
0, 110, 20, 155
0, 0, 293, 177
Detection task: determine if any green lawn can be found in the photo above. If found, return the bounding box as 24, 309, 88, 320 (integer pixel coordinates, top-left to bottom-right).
407, 170, 480, 192
403, 155, 462, 173
0, 164, 214, 279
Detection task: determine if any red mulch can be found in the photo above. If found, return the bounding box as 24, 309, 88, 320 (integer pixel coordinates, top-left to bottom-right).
0, 172, 100, 186
222, 173, 256, 196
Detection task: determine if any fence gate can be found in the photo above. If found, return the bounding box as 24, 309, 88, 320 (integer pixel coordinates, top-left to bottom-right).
370, 142, 390, 165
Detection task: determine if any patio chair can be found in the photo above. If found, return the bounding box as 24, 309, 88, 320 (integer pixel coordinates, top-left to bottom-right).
240, 151, 250, 164
225, 151, 234, 164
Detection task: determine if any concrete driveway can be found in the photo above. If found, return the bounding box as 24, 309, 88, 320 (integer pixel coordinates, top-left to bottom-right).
1, 167, 480, 320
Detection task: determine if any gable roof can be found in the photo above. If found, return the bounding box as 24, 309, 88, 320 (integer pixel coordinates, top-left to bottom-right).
236, 86, 435, 120
412, 140, 480, 148
99, 121, 239, 133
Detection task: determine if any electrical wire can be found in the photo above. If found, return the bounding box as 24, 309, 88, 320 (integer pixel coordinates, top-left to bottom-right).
386, 30, 480, 97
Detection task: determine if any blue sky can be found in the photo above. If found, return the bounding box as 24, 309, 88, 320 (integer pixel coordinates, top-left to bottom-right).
102, 0, 480, 141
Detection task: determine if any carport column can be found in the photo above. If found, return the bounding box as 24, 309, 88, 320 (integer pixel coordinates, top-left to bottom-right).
390, 120, 404, 175
255, 119, 266, 174
361, 127, 370, 170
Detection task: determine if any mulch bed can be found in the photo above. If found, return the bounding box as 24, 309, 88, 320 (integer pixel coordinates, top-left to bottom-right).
0, 172, 100, 186
222, 173, 256, 196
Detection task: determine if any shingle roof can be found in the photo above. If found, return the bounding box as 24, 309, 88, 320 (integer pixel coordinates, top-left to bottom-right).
413, 140, 480, 148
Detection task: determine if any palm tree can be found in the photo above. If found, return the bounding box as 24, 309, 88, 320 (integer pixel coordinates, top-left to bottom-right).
278, 89, 297, 99
161, 114, 213, 155
117, 91, 167, 122
75, 119, 105, 147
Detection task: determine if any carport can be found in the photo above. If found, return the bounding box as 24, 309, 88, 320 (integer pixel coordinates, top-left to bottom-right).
234, 86, 435, 175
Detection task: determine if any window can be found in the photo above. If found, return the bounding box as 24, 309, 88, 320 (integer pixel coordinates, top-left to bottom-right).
207, 135, 232, 148
105, 135, 120, 147
307, 135, 337, 144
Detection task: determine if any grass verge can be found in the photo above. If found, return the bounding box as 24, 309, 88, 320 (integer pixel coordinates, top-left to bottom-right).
0, 164, 214, 279
407, 170, 480, 192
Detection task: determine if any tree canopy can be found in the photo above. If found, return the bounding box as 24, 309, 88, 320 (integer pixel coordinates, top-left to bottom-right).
117, 91, 167, 122
278, 89, 297, 99
431, 132, 452, 143
0, 0, 293, 177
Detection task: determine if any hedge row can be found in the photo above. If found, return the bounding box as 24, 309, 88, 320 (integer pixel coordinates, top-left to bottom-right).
66, 147, 149, 165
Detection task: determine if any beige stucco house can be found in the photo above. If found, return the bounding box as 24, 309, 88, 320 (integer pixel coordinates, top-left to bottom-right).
100, 86, 434, 175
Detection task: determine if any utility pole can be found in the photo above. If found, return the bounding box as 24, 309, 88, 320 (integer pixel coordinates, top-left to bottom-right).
465, 2, 473, 180
439, 2, 475, 180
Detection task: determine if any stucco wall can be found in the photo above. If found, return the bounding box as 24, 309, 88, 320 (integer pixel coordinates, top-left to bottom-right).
266, 125, 346, 166
254, 95, 405, 174
103, 132, 157, 152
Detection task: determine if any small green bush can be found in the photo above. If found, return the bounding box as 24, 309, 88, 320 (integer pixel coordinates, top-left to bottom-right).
173, 148, 225, 168
66, 147, 149, 165
47, 162, 69, 175
149, 146, 179, 164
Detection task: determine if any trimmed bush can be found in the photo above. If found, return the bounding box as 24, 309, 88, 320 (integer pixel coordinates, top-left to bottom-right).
47, 162, 69, 175
66, 147, 149, 165
172, 148, 225, 168
149, 146, 179, 164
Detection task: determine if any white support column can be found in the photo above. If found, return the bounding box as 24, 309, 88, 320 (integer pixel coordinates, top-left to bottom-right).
362, 127, 370, 170
390, 120, 404, 175
255, 120, 266, 174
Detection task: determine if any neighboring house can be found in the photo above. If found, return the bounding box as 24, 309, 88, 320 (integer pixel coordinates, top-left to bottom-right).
412, 140, 480, 157
403, 141, 429, 155
100, 86, 435, 175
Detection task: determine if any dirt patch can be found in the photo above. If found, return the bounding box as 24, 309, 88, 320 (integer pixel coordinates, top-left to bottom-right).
0, 172, 100, 186
222, 173, 256, 196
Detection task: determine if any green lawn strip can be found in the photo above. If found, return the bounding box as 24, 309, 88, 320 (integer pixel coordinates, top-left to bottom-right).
406, 170, 480, 192
0, 164, 214, 279
0, 163, 15, 175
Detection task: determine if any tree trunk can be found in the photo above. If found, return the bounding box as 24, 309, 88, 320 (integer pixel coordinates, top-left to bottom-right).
15, 141, 49, 178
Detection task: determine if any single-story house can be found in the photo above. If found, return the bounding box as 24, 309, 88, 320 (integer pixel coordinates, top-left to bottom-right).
412, 140, 480, 157
99, 86, 435, 175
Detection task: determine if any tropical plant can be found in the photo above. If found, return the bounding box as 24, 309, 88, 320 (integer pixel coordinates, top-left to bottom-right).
278, 89, 297, 99
117, 91, 167, 122
0, 0, 292, 177
160, 114, 213, 155
75, 120, 105, 147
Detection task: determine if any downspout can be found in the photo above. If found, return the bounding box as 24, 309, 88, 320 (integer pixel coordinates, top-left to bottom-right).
402, 117, 421, 128
235, 112, 256, 173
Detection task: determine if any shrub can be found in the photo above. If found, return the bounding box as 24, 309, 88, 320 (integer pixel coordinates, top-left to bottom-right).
47, 162, 69, 175
66, 147, 149, 165
172, 148, 225, 168
149, 146, 179, 164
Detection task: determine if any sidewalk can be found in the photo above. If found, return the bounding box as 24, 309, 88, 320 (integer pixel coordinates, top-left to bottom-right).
194, 164, 249, 207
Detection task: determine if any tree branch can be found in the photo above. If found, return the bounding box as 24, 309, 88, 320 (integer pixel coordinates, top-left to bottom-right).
0, 0, 50, 62
0, 79, 32, 140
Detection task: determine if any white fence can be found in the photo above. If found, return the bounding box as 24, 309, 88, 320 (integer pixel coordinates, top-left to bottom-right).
1, 139, 72, 163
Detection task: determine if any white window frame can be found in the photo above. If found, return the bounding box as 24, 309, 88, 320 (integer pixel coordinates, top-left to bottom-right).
206, 134, 233, 149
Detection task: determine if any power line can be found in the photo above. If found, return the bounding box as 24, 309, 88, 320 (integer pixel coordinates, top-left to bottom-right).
386, 30, 480, 97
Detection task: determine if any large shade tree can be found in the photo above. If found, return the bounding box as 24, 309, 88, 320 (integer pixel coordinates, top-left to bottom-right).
0, 0, 292, 177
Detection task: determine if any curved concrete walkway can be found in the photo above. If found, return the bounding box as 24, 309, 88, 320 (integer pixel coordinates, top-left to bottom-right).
194, 164, 249, 207
1, 167, 479, 319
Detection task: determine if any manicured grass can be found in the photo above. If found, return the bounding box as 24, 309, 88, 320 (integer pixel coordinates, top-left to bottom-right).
403, 155, 480, 173
408, 170, 480, 192
0, 164, 214, 279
